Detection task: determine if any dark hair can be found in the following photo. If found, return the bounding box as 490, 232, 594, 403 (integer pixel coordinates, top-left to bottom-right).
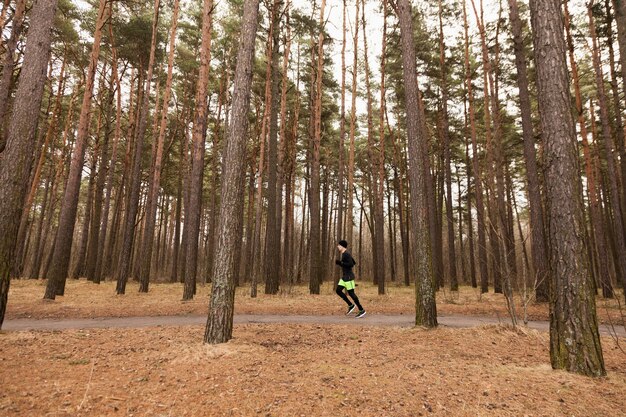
338, 240, 348, 249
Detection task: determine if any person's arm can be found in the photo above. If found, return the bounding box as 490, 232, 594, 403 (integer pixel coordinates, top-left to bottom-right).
338, 252, 351, 267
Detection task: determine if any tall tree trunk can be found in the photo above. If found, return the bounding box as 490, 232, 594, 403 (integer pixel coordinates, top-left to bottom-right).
396, 0, 437, 327
463, 0, 489, 293
529, 0, 605, 377
588, 1, 626, 298
71, 123, 99, 279
309, 0, 326, 295
388, 110, 410, 287
283, 48, 300, 281
337, 0, 347, 268
85, 62, 114, 281
251, 31, 273, 297
170, 109, 186, 283
611, 0, 626, 211
277, 8, 291, 284
38, 86, 78, 280
564, 1, 613, 298
182, 0, 213, 300
0, 0, 58, 328
438, 0, 458, 291
95, 15, 122, 284
44, 0, 108, 299
507, 0, 549, 302
205, 0, 260, 344
139, 0, 180, 292
14, 49, 67, 277
347, 0, 359, 247
361, 0, 384, 294
470, 0, 504, 295
28, 174, 52, 278
380, 0, 390, 287
605, 0, 626, 219
116, 0, 161, 295
265, 0, 282, 294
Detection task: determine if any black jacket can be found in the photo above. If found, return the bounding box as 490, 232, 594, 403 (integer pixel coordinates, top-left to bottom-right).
336, 251, 356, 281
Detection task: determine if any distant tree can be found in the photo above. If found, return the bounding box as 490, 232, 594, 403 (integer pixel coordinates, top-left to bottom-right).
44, 0, 109, 299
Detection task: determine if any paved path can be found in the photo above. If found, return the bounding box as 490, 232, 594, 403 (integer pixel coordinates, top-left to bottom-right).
3, 314, 624, 337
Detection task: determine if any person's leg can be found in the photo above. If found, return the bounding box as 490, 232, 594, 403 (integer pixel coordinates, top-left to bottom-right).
336, 285, 353, 307
347, 289, 364, 311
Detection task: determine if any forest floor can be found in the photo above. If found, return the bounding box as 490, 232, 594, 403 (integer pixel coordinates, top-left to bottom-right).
4, 279, 626, 326
1, 280, 625, 416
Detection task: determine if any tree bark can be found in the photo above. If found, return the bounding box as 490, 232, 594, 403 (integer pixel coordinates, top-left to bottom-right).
529, 0, 605, 377
337, 0, 347, 270
507, 0, 549, 301
588, 1, 626, 299
361, 0, 384, 294
564, 1, 613, 298
0, 0, 26, 148
438, 0, 458, 291
116, 0, 161, 295
181, 0, 213, 300
44, 0, 108, 299
396, 0, 437, 327
205, 0, 260, 344
308, 0, 326, 295
346, 0, 359, 248
139, 0, 180, 292
264, 0, 283, 295
463, 0, 489, 293
611, 0, 626, 211
0, 0, 58, 328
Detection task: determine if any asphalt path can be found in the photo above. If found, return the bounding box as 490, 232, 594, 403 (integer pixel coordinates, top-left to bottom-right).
2, 313, 624, 337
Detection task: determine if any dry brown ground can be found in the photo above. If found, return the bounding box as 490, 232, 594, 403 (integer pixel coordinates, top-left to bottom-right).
5, 279, 625, 325
1, 323, 624, 416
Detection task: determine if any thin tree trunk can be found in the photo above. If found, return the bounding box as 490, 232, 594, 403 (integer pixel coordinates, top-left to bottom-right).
139, 0, 180, 292
508, 0, 549, 302
181, 0, 213, 300
337, 0, 347, 268
71, 121, 99, 279
85, 62, 114, 281
95, 16, 122, 284
276, 7, 291, 285
116, 0, 161, 295
470, 0, 504, 295
463, 0, 489, 293
347, 0, 359, 247
309, 0, 326, 295
611, 0, 626, 211
438, 0, 458, 291
205, 0, 260, 344
264, 0, 282, 295
588, 1, 626, 298
44, 0, 108, 299
14, 49, 67, 276
251, 32, 272, 297
564, 2, 613, 298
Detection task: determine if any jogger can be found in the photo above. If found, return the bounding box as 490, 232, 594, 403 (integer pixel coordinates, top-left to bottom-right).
335, 240, 366, 318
